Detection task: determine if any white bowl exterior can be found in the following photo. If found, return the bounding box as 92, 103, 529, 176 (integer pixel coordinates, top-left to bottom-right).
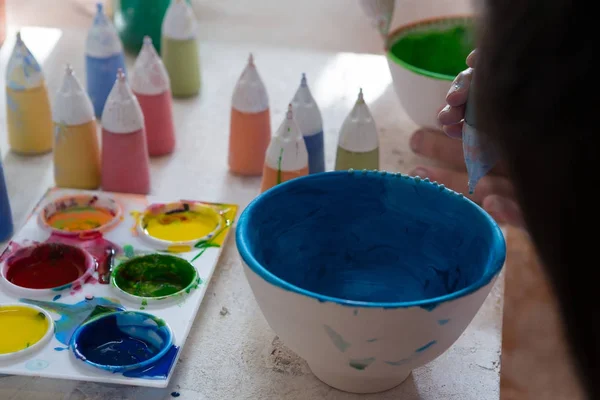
243, 262, 498, 393
387, 57, 452, 129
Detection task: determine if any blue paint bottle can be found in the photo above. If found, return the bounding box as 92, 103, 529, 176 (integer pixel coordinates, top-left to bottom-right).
292, 73, 325, 174
85, 3, 127, 118
0, 157, 13, 242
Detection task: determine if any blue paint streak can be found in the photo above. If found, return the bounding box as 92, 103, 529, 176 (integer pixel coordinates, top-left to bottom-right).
349, 357, 376, 370
71, 311, 173, 373
171, 392, 181, 398
20, 297, 124, 345
385, 358, 410, 366
438, 319, 450, 325
0, 160, 14, 242
366, 338, 378, 343
52, 295, 62, 301
123, 345, 179, 379
303, 131, 325, 174
236, 171, 506, 309
85, 53, 127, 118
54, 347, 69, 351
323, 325, 350, 352
415, 340, 436, 353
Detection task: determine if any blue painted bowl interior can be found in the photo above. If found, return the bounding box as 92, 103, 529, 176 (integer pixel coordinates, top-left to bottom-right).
237, 171, 505, 308
70, 311, 173, 372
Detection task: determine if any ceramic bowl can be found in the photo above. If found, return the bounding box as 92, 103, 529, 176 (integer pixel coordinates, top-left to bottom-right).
386, 15, 474, 129
236, 170, 505, 394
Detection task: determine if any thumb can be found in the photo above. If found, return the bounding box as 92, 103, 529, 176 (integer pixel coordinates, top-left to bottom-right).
483, 195, 526, 229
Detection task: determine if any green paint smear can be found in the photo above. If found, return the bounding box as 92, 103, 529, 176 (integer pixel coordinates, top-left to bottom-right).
349, 357, 376, 370
389, 23, 474, 79
114, 254, 196, 298
276, 148, 284, 185
324, 325, 350, 352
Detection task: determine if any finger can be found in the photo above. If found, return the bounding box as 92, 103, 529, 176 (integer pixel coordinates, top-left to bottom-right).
408, 165, 514, 204
438, 104, 466, 127
410, 129, 465, 170
483, 195, 525, 229
442, 122, 464, 139
446, 68, 473, 107
466, 50, 477, 68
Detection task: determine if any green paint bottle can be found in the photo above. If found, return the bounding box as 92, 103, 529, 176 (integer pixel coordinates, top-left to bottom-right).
334, 89, 380, 171
112, 0, 175, 55
161, 0, 200, 97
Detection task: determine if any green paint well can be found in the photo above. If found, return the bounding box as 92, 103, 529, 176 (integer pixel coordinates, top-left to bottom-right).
335, 147, 379, 171
349, 357, 376, 370
388, 22, 474, 81
323, 325, 350, 352
113, 254, 197, 298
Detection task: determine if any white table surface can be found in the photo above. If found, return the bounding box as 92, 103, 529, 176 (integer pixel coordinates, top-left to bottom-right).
0, 25, 502, 400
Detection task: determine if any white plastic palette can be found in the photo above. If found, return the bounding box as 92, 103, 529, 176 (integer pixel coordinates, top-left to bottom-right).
0, 187, 238, 388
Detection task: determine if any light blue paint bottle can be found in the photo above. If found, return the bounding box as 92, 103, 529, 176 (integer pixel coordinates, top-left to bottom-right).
291, 74, 325, 174
0, 157, 14, 242
462, 77, 498, 194
85, 3, 127, 118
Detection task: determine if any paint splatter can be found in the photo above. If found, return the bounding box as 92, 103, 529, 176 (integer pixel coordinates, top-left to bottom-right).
123, 244, 135, 258
171, 392, 180, 398
52, 295, 61, 301
353, 309, 358, 316
123, 345, 179, 379
419, 303, 438, 312
438, 319, 450, 325
323, 325, 350, 352
385, 358, 410, 366
189, 204, 237, 263
54, 347, 69, 351
366, 338, 378, 343
349, 357, 376, 370
25, 359, 49, 371
415, 340, 436, 353
20, 297, 124, 345
276, 147, 284, 184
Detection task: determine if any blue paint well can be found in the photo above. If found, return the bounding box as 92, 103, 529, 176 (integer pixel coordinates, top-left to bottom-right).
21, 297, 124, 345
438, 319, 450, 325
71, 311, 173, 373
0, 160, 14, 242
303, 131, 325, 174
123, 345, 179, 379
85, 53, 127, 118
237, 171, 506, 309
415, 340, 436, 353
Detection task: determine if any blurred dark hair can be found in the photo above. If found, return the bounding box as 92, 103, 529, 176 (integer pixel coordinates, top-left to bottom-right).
475, 0, 596, 397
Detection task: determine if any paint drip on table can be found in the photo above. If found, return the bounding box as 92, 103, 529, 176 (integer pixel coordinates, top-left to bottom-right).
101, 69, 151, 195
86, 3, 127, 118
228, 53, 271, 176
0, 305, 50, 356
131, 36, 175, 156
260, 104, 309, 193
5, 32, 53, 155
335, 89, 379, 171
52, 65, 101, 190
291, 73, 324, 174
462, 78, 498, 194
161, 0, 200, 97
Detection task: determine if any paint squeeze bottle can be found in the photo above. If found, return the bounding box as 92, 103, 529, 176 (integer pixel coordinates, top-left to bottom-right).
161, 0, 201, 97
131, 36, 176, 156
260, 104, 309, 193
53, 65, 101, 189
462, 77, 498, 194
0, 156, 13, 242
334, 89, 379, 171
101, 69, 151, 194
86, 2, 127, 118
5, 32, 53, 155
228, 53, 271, 176
291, 73, 325, 174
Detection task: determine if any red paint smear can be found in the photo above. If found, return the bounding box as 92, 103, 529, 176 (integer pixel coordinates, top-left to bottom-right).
0, 241, 21, 263
5, 243, 88, 289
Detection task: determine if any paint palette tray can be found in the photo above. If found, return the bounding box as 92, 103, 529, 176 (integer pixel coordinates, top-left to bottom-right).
0, 187, 238, 388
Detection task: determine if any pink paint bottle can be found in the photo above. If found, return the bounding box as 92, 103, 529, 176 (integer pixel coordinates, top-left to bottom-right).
101, 69, 151, 194
131, 36, 175, 156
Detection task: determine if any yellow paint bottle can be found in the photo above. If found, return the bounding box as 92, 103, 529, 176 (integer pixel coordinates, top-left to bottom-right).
52, 65, 101, 189
5, 32, 53, 155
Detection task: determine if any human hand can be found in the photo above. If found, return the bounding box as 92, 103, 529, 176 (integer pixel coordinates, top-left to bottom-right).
408, 50, 525, 228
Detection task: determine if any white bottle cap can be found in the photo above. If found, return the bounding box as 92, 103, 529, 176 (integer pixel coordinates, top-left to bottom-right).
337, 89, 379, 152
231, 53, 269, 114
265, 104, 308, 171
162, 0, 198, 40
130, 36, 170, 95
85, 3, 124, 58
291, 73, 323, 137
6, 32, 44, 90
53, 64, 95, 125
101, 69, 145, 134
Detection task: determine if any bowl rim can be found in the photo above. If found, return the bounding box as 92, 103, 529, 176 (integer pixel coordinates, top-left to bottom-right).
386, 14, 474, 82
236, 171, 506, 309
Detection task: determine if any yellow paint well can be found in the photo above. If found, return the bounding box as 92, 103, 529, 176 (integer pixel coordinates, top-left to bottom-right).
0, 306, 50, 355
143, 209, 220, 242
